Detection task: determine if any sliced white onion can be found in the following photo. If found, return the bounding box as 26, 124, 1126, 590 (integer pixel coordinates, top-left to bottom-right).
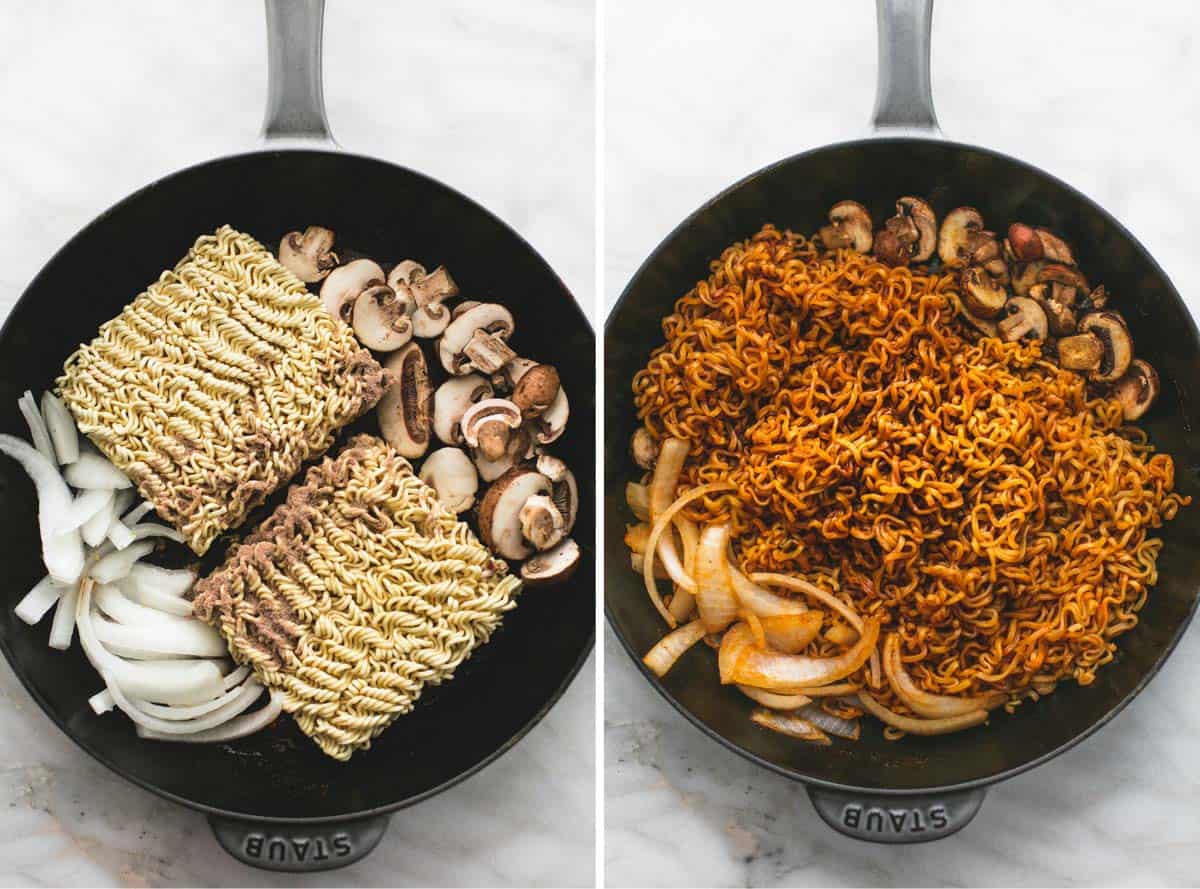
126, 522, 184, 544
81, 498, 116, 548
93, 583, 187, 627
111, 489, 136, 519
15, 575, 65, 625
132, 679, 261, 721
0, 433, 84, 584
126, 563, 196, 598
135, 695, 282, 744
57, 488, 114, 534
47, 584, 80, 650
119, 578, 194, 617
92, 615, 226, 658
91, 542, 154, 584
40, 392, 79, 465
106, 518, 136, 549
121, 501, 153, 524
18, 392, 55, 464
88, 688, 115, 715
102, 670, 265, 735
63, 453, 131, 490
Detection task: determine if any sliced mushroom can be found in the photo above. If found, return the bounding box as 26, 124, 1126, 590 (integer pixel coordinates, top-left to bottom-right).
377, 342, 432, 458
1084, 284, 1109, 311
1006, 223, 1043, 262
433, 374, 494, 445
511, 364, 561, 419
474, 424, 534, 482
418, 447, 479, 513
873, 216, 917, 267
1028, 283, 1077, 336
896, 197, 937, 262
352, 284, 414, 351
996, 297, 1048, 343
630, 427, 658, 470
1113, 359, 1160, 421
1078, 312, 1133, 382
278, 226, 337, 282
1037, 263, 1089, 293
1035, 228, 1075, 266
520, 538, 581, 587
439, 303, 517, 375
494, 357, 537, 393
320, 258, 385, 325
461, 399, 523, 461
818, 201, 873, 253
533, 387, 569, 445
960, 266, 1008, 318
478, 468, 553, 560
938, 207, 984, 268
1010, 260, 1045, 298
536, 453, 578, 535
1056, 332, 1104, 373
519, 494, 566, 551
387, 260, 426, 291
453, 300, 482, 319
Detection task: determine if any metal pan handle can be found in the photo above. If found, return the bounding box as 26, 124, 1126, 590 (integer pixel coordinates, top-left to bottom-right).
260, 0, 337, 147
807, 785, 985, 843
208, 813, 390, 871
871, 0, 941, 135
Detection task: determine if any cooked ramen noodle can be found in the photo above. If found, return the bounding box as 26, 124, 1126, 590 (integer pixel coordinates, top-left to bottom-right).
192, 434, 522, 760
632, 224, 1187, 736
58, 226, 389, 555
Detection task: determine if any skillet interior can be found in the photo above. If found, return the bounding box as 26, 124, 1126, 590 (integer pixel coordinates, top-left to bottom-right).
605, 138, 1200, 792
0, 150, 595, 820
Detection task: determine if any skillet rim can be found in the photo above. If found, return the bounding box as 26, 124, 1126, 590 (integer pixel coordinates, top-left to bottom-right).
604, 134, 1200, 797
0, 146, 596, 824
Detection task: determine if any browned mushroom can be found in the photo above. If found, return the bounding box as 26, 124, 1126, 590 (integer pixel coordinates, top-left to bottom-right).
1078, 312, 1133, 382
1010, 260, 1045, 298
897, 197, 937, 262
377, 342, 432, 458
630, 427, 658, 470
960, 266, 1008, 318
873, 216, 917, 267
1006, 223, 1043, 262
1034, 228, 1076, 265
997, 297, 1049, 343
278, 226, 337, 282
1037, 263, 1089, 293
1056, 332, 1105, 373
460, 399, 523, 461
1112, 359, 1160, 421
938, 207, 984, 268
1028, 283, 1077, 336
319, 258, 384, 325
1083, 284, 1109, 311
511, 364, 561, 419
819, 201, 873, 253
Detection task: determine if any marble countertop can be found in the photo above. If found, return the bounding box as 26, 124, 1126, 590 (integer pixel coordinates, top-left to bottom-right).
604, 1, 1200, 885
0, 1, 594, 886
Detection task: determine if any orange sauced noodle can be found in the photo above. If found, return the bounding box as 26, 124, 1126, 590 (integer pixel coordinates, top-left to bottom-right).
633, 225, 1187, 718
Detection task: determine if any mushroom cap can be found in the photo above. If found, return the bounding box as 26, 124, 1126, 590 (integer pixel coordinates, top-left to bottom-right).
997, 296, 1049, 343
418, 447, 479, 513
828, 201, 874, 253
279, 226, 337, 283
478, 468, 552, 560
533, 386, 569, 444
377, 342, 432, 458
473, 423, 534, 482
960, 266, 1008, 319
630, 427, 658, 470
938, 207, 984, 268
897, 197, 937, 262
520, 538, 581, 587
1035, 228, 1076, 266
1113, 359, 1160, 422
1079, 312, 1133, 382
511, 364, 561, 419
453, 300, 482, 320
433, 374, 493, 444
439, 303, 516, 375
320, 258, 384, 325
1006, 223, 1043, 263
352, 285, 414, 351
519, 494, 566, 551
496, 357, 538, 392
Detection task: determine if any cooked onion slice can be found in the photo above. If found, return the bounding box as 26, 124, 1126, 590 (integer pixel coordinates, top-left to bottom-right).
625, 482, 650, 521
40, 392, 79, 465
668, 517, 700, 622
792, 682, 860, 698
642, 482, 735, 626
737, 685, 811, 710
642, 619, 706, 677
798, 703, 860, 740
760, 612, 824, 654
883, 634, 1005, 717
857, 691, 988, 736
729, 617, 880, 693
15, 575, 65, 625
0, 433, 85, 584
718, 622, 755, 684
729, 566, 807, 617
648, 438, 694, 592
750, 572, 863, 632
824, 623, 859, 647
750, 708, 831, 745
695, 524, 738, 633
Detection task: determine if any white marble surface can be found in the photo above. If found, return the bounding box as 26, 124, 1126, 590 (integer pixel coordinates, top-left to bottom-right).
0, 1, 594, 886
605, 1, 1200, 885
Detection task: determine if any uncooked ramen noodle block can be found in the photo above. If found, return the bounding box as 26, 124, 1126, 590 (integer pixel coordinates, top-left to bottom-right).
190, 434, 523, 760
57, 225, 389, 555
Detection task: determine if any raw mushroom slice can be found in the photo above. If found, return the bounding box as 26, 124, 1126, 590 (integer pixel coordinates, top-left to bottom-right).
320, 258, 385, 326
390, 262, 459, 339
1113, 359, 1160, 421
278, 226, 337, 283
477, 468, 553, 560
536, 454, 578, 536
439, 303, 517, 376
818, 201, 873, 253
352, 284, 414, 351
518, 494, 566, 551
510, 364, 561, 419
520, 538, 581, 586
460, 399, 523, 461
473, 424, 534, 482
418, 447, 479, 513
377, 342, 433, 458
433, 374, 494, 445
938, 207, 984, 268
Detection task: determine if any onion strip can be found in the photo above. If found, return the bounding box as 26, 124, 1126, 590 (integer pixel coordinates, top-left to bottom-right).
91, 542, 154, 584
729, 566, 806, 617
750, 708, 831, 745
48, 583, 80, 650
790, 682, 860, 698
102, 670, 265, 735
760, 612, 824, 654
626, 482, 650, 521
694, 524, 738, 633
797, 704, 861, 740
40, 392, 79, 465
132, 679, 262, 721
135, 695, 282, 743
730, 617, 880, 693
750, 572, 863, 633
668, 517, 699, 622
648, 439, 695, 592
642, 619, 706, 677
15, 575, 65, 625
857, 691, 988, 736
18, 392, 55, 464
883, 634, 1006, 717
0, 433, 85, 584
737, 685, 811, 710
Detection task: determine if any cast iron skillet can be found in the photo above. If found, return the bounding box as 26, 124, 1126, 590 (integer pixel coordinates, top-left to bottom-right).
606, 0, 1200, 843
0, 0, 593, 873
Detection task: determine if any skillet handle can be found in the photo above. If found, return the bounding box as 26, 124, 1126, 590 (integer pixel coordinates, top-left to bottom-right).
208, 813, 390, 871
260, 0, 337, 146
871, 0, 941, 135
807, 786, 985, 843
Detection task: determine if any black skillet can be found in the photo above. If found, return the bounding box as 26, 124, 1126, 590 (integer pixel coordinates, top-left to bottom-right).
605, 0, 1200, 843
0, 0, 594, 872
